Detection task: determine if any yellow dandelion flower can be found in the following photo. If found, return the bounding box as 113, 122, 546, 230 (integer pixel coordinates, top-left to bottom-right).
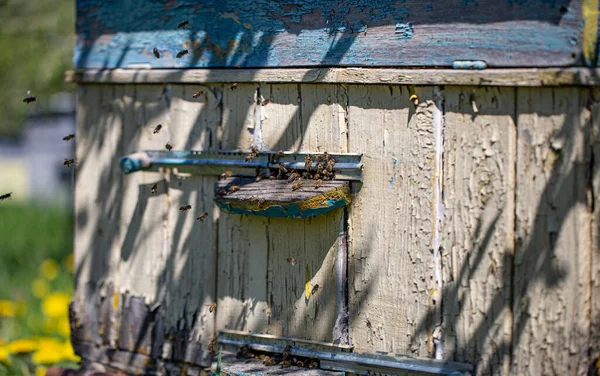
40, 259, 59, 280
65, 253, 74, 273
35, 366, 47, 376
32, 338, 64, 364
60, 341, 80, 362
41, 292, 71, 318
6, 338, 37, 354
0, 300, 16, 317
58, 317, 70, 338
0, 346, 9, 364
32, 278, 49, 298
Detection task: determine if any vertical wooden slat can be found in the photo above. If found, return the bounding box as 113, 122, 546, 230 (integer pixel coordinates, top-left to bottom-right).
590, 88, 600, 373
347, 85, 435, 356
513, 87, 592, 376
442, 87, 516, 375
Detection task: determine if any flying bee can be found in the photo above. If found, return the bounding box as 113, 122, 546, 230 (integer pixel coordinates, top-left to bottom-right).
150, 183, 158, 194
209, 303, 216, 313
304, 155, 312, 171
165, 143, 173, 151
261, 99, 270, 106
315, 179, 322, 189
153, 47, 160, 58
63, 158, 76, 167
63, 134, 75, 141
287, 172, 300, 183
153, 124, 162, 134
23, 96, 36, 104
228, 185, 240, 193
192, 90, 203, 98
220, 170, 232, 180
177, 20, 189, 29
197, 212, 208, 222
176, 49, 188, 58
0, 192, 12, 201
286, 258, 297, 266
179, 204, 192, 211
230, 82, 238, 90
311, 284, 319, 296
292, 181, 302, 191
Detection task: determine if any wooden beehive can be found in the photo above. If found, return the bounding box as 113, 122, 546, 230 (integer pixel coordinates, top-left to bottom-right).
68, 1, 600, 375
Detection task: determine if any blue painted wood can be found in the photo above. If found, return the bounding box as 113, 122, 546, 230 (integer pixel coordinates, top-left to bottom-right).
216, 198, 348, 219
75, 0, 583, 69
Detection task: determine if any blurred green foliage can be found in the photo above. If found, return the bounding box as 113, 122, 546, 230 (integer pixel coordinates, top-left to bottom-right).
0, 203, 78, 375
0, 0, 75, 137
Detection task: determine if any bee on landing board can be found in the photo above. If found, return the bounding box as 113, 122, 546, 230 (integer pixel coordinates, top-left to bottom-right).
304, 155, 312, 171
165, 143, 173, 151
179, 204, 191, 212
197, 212, 208, 222
153, 47, 160, 59
209, 303, 216, 313
192, 90, 204, 98
0, 192, 12, 201
245, 153, 255, 162
292, 181, 302, 191
315, 179, 322, 189
177, 20, 189, 29
63, 158, 76, 167
228, 185, 240, 193
150, 183, 158, 194
62, 134, 75, 141
176, 49, 188, 59
153, 124, 162, 134
286, 258, 297, 266
23, 96, 36, 104
287, 172, 300, 183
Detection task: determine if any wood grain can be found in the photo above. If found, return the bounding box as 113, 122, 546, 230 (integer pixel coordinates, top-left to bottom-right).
442, 87, 516, 375
512, 87, 592, 376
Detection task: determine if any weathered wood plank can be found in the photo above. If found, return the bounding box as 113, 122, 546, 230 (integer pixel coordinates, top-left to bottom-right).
67, 67, 600, 87
512, 87, 592, 375
347, 85, 435, 356
442, 87, 516, 375
216, 83, 345, 342
590, 89, 600, 374
75, 0, 582, 68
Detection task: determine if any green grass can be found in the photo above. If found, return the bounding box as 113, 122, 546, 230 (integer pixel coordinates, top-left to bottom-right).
0, 202, 77, 375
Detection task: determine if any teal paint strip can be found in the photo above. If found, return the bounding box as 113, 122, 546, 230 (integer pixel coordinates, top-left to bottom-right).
75, 0, 582, 68
216, 199, 348, 219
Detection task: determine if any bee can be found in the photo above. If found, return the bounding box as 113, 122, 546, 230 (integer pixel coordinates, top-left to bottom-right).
308, 361, 318, 369
322, 152, 328, 161
292, 181, 302, 191
209, 303, 216, 313
228, 185, 240, 193
230, 82, 238, 90
218, 189, 228, 196
316, 154, 324, 163
257, 198, 266, 208
287, 172, 300, 183
153, 124, 162, 134
179, 204, 192, 211
220, 171, 232, 180
251, 146, 259, 154
245, 153, 255, 162
165, 143, 173, 151
63, 158, 76, 167
263, 356, 274, 366
23, 96, 36, 104
322, 170, 332, 180
0, 192, 12, 201
197, 212, 208, 222
278, 163, 288, 174
286, 258, 297, 266
277, 150, 284, 158
192, 90, 204, 98
176, 49, 188, 59
177, 20, 189, 29
296, 360, 304, 368
153, 47, 160, 59
304, 155, 312, 171
315, 179, 322, 189
150, 183, 158, 194
208, 337, 217, 352
280, 360, 291, 368
63, 134, 75, 141
262, 99, 270, 106
311, 284, 319, 295
327, 158, 335, 172
301, 172, 312, 179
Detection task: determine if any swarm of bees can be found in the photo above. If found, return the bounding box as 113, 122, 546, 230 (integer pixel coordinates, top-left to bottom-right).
273, 152, 336, 191
236, 345, 320, 370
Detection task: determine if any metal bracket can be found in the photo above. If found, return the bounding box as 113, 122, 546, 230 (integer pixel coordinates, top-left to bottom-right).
120, 150, 363, 181
217, 330, 472, 376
